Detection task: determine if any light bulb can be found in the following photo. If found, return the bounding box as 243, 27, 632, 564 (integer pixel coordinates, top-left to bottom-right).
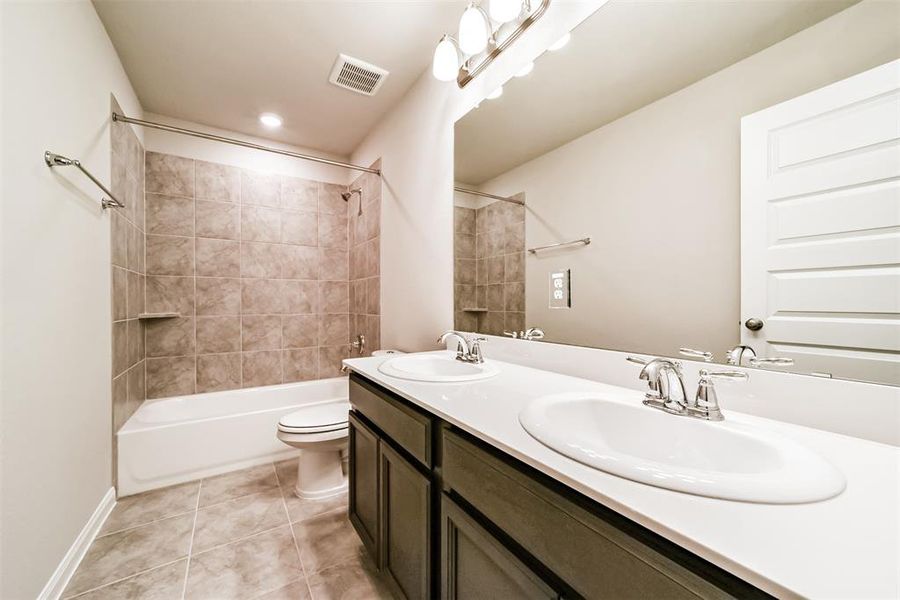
489, 0, 520, 23
548, 32, 570, 51
515, 62, 534, 77
432, 36, 459, 82
486, 86, 503, 100
459, 4, 489, 55
259, 113, 282, 128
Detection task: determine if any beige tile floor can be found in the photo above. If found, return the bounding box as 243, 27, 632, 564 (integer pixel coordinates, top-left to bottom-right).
63, 461, 394, 599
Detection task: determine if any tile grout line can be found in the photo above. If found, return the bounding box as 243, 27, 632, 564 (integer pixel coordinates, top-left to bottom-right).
180, 479, 202, 600
62, 556, 188, 600
273, 461, 316, 600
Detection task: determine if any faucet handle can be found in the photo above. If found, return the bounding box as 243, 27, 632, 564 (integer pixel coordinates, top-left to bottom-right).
679, 347, 714, 362
524, 327, 545, 340
626, 356, 648, 365
502, 331, 520, 338
691, 370, 747, 421
749, 357, 794, 368
700, 369, 749, 381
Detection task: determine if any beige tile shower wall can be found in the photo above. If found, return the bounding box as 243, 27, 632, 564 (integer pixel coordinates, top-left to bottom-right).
453, 206, 478, 331
349, 163, 381, 356
454, 201, 525, 335
143, 151, 353, 398
111, 98, 146, 432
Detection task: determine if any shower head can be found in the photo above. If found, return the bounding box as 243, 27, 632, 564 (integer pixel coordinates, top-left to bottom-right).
341, 188, 363, 216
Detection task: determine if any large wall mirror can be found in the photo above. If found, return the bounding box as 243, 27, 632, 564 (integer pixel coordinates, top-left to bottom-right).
453, 0, 900, 386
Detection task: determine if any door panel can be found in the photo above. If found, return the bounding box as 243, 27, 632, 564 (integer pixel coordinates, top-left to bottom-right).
348, 412, 379, 560
441, 494, 558, 600
741, 59, 900, 383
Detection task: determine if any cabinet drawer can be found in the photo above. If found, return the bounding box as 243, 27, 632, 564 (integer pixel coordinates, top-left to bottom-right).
349, 375, 432, 467
441, 429, 732, 600
441, 494, 558, 600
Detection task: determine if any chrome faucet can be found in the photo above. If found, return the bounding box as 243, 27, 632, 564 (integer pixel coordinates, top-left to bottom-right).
437, 331, 487, 364
627, 357, 748, 421
626, 357, 688, 413
725, 345, 756, 366
503, 327, 545, 341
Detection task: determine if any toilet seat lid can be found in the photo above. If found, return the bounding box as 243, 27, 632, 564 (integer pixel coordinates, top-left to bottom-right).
278, 401, 350, 434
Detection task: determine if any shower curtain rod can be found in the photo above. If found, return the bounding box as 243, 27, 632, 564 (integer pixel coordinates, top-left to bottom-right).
111, 113, 381, 176
454, 186, 524, 205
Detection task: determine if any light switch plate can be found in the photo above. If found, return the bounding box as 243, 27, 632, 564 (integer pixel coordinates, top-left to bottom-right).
549, 269, 571, 309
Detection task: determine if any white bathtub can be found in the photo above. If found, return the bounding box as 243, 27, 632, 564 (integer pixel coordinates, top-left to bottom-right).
117, 378, 348, 497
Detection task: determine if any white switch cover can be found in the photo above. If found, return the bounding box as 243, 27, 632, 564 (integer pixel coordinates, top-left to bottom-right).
549, 269, 571, 309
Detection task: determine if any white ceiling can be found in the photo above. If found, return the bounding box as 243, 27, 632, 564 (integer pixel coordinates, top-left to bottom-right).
93, 0, 467, 156
455, 0, 859, 185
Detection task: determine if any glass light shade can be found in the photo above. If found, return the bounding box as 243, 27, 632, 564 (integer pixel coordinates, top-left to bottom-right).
548, 32, 570, 51
459, 4, 489, 55
432, 38, 459, 82
490, 0, 520, 23
515, 62, 534, 77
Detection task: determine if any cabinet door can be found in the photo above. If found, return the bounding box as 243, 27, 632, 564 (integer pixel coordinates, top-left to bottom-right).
380, 442, 432, 600
348, 412, 379, 560
441, 495, 558, 600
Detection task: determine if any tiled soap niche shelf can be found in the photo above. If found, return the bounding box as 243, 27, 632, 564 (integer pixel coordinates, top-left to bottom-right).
138, 312, 180, 320
461, 308, 488, 313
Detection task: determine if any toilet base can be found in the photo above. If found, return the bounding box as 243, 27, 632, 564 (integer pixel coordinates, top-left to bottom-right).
293, 448, 348, 500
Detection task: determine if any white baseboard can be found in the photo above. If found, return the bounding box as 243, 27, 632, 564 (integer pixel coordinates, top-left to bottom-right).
37, 487, 116, 600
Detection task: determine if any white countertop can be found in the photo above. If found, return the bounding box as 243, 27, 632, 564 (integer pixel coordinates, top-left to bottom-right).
344, 351, 900, 599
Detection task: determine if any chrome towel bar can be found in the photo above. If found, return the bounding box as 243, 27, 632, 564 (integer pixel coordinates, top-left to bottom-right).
528, 237, 591, 254
44, 151, 124, 209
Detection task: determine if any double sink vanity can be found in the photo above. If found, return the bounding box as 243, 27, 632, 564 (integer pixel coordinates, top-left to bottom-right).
343, 341, 899, 599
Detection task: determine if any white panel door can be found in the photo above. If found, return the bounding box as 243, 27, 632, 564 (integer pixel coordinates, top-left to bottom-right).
741, 59, 900, 383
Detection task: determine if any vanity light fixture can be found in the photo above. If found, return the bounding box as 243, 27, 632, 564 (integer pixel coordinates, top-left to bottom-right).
458, 3, 491, 55
515, 62, 534, 77
548, 32, 570, 51
259, 113, 283, 128
433, 35, 462, 82
490, 0, 522, 23
432, 0, 551, 88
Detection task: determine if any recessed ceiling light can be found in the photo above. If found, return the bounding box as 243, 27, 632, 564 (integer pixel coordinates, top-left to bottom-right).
548, 32, 570, 51
486, 86, 503, 100
515, 62, 534, 77
259, 113, 283, 128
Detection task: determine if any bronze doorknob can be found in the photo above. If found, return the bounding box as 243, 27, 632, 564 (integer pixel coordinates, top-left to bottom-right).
744, 318, 764, 331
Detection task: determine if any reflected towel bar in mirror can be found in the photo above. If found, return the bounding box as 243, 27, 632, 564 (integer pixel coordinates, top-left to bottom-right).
528, 237, 591, 254
44, 151, 125, 209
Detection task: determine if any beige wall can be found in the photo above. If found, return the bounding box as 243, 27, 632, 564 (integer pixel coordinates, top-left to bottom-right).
0, 2, 143, 597
350, 2, 605, 352
476, 0, 900, 358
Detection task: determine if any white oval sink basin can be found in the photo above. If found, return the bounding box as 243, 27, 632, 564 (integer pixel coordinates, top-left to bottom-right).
519, 393, 845, 504
378, 353, 500, 383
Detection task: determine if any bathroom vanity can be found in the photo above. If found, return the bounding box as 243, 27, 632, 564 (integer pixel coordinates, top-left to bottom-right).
344, 352, 900, 600
347, 373, 758, 599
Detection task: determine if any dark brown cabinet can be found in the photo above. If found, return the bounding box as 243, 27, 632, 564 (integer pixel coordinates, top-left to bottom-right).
348, 373, 765, 600
349, 377, 434, 600
348, 412, 379, 560
380, 442, 432, 599
441, 495, 557, 600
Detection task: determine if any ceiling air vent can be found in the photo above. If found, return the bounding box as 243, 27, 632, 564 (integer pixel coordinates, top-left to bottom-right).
328, 54, 389, 96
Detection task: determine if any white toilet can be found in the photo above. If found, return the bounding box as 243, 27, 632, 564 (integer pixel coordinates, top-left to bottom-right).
277, 400, 351, 500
